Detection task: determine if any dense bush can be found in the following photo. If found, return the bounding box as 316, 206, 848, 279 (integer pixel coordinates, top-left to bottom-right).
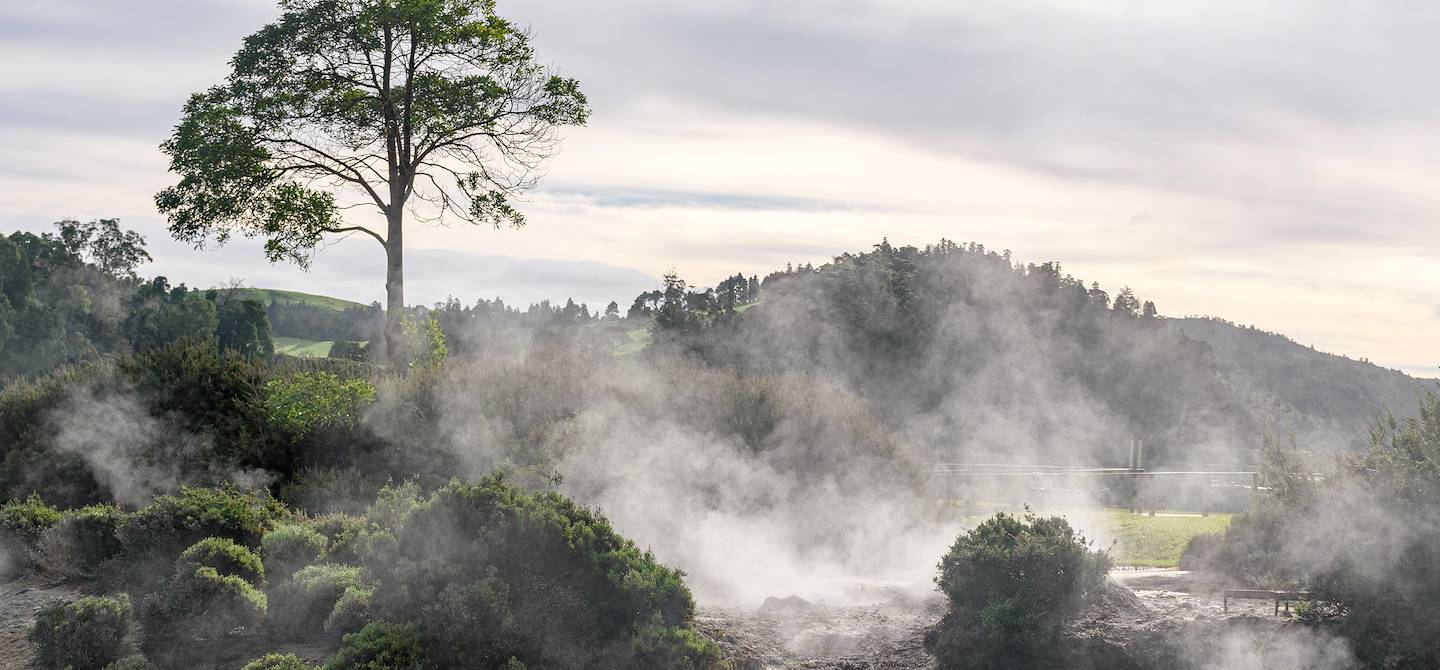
264, 372, 375, 437
1, 493, 64, 541
308, 513, 370, 565
1, 342, 289, 509
1, 494, 63, 577
34, 504, 125, 577
362, 477, 721, 669
30, 594, 133, 670
271, 563, 366, 639
325, 621, 428, 670
139, 563, 268, 661
925, 512, 1111, 669
1175, 531, 1222, 572
241, 653, 317, 670
177, 536, 265, 586
278, 467, 378, 516
261, 522, 328, 578
118, 486, 286, 562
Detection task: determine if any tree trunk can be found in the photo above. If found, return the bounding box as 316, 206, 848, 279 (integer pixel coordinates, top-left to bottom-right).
384, 207, 404, 368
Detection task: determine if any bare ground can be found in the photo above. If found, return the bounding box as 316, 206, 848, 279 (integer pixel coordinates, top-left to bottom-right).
0, 576, 85, 670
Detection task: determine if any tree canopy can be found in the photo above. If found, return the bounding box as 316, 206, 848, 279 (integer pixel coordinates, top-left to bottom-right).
157, 0, 589, 363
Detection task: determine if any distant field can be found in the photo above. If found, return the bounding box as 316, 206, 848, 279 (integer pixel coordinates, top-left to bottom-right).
220, 287, 367, 311
1093, 509, 1232, 568
273, 336, 334, 358
614, 327, 652, 356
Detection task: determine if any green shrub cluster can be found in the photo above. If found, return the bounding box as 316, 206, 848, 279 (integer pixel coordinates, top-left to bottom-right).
34, 504, 125, 578
1, 494, 63, 576
0, 493, 64, 540
178, 536, 265, 586
30, 594, 133, 670
118, 486, 286, 559
925, 512, 1111, 670
325, 621, 428, 670
262, 522, 328, 578
271, 563, 367, 638
363, 476, 722, 669
138, 538, 268, 663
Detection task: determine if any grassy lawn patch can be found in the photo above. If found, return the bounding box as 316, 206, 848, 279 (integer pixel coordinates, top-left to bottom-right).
218, 288, 368, 311
273, 336, 334, 358
1099, 510, 1231, 567
614, 327, 652, 356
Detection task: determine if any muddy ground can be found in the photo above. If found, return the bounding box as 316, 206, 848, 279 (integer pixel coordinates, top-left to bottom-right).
698, 568, 1315, 670
0, 568, 1321, 669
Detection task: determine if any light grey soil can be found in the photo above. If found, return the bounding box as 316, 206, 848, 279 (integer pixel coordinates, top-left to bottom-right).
697, 587, 944, 670
0, 576, 85, 670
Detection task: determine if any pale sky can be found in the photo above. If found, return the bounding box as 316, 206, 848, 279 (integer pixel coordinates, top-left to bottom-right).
2, 0, 1437, 375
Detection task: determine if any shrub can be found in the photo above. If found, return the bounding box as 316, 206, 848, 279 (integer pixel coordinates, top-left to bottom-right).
241, 653, 317, 670
363, 476, 721, 669
0, 493, 63, 541
279, 467, 378, 516
924, 512, 1111, 670
140, 565, 267, 660
325, 621, 427, 670
271, 563, 364, 639
325, 584, 374, 636
34, 504, 125, 578
178, 536, 265, 586
309, 513, 370, 565
30, 594, 132, 670
118, 486, 286, 563
116, 342, 284, 475
1, 494, 63, 577
0, 367, 107, 509
264, 372, 375, 437
1176, 531, 1223, 572
262, 522, 328, 578
138, 542, 268, 662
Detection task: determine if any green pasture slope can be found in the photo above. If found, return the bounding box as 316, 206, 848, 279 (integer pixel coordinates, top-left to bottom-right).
219, 287, 368, 311
272, 336, 335, 358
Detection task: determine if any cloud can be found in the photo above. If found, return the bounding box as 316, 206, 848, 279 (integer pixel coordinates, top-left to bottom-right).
1, 0, 1438, 374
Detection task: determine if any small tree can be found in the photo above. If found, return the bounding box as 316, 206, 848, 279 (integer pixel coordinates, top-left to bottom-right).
157, 0, 589, 366
926, 512, 1110, 669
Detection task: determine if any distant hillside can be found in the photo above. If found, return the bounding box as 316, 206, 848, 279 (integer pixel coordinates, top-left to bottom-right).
217, 287, 369, 312
1172, 317, 1434, 451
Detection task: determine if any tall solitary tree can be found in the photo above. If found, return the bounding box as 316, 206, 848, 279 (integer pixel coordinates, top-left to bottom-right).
156, 0, 589, 365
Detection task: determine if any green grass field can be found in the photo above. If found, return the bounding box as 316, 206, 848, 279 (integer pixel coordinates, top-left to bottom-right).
272, 336, 335, 358
219, 287, 368, 311
613, 327, 653, 356
1091, 509, 1232, 567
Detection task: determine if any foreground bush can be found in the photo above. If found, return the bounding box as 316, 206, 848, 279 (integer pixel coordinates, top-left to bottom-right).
178, 536, 265, 586
270, 563, 366, 639
363, 476, 722, 669
325, 621, 428, 670
925, 512, 1110, 670
261, 522, 328, 579
30, 594, 132, 670
0, 494, 63, 577
34, 505, 126, 579
117, 486, 285, 577
138, 538, 268, 663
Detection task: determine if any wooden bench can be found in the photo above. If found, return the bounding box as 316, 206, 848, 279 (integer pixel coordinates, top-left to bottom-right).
1223, 589, 1310, 615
